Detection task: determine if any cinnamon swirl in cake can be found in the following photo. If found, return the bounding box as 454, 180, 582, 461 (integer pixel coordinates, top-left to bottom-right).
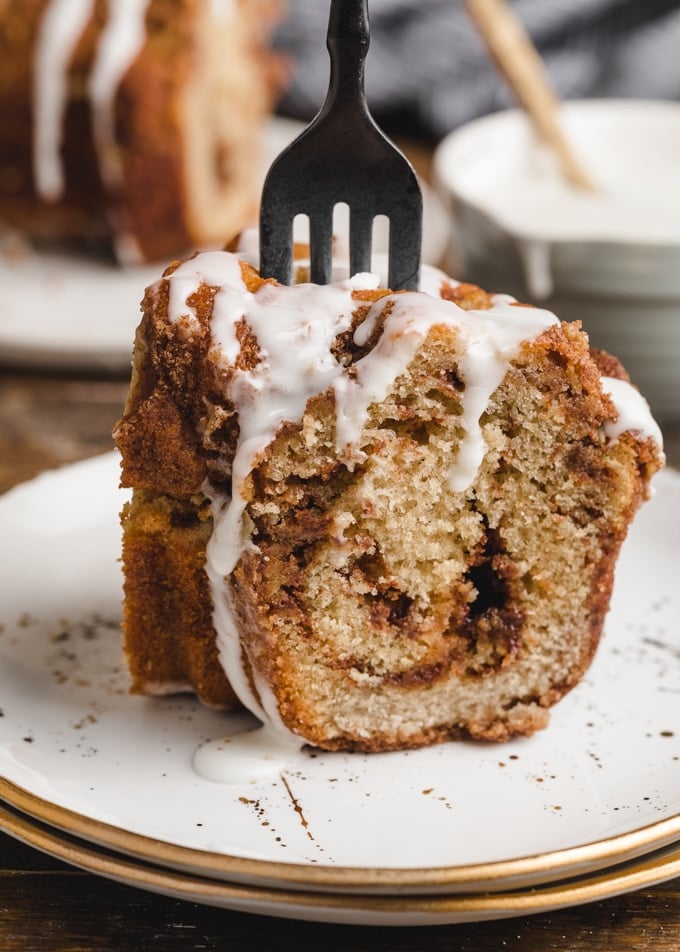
0, 0, 283, 262
114, 238, 663, 751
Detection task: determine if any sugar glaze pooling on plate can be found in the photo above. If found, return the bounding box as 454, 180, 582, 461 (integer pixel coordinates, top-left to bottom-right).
160, 237, 662, 781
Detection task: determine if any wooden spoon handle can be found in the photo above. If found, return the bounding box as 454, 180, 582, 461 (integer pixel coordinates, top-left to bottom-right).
466, 0, 595, 190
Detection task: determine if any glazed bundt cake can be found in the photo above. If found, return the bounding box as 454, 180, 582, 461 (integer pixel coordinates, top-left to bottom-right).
114, 239, 663, 751
0, 0, 283, 262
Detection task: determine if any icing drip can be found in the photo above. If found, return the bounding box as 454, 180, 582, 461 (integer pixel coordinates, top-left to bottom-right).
209, 276, 365, 577
206, 555, 266, 722
167, 250, 245, 336
88, 0, 150, 188
517, 238, 553, 300
32, 0, 150, 202
33, 0, 96, 200
168, 254, 370, 579
601, 377, 664, 448
337, 290, 559, 493
168, 253, 367, 737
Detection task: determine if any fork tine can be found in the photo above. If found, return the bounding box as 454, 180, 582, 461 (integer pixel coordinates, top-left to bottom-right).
259, 202, 294, 286
387, 204, 422, 291
309, 210, 334, 285
349, 207, 373, 276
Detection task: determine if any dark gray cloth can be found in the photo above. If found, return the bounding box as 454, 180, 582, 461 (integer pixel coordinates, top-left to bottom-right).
272, 0, 680, 140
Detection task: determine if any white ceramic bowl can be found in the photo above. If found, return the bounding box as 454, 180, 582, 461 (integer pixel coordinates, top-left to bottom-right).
433, 99, 680, 421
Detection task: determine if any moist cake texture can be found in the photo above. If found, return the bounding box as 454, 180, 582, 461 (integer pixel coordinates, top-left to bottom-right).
114, 242, 663, 751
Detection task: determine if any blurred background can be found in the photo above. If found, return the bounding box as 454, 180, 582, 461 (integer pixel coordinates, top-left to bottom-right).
272, 0, 680, 139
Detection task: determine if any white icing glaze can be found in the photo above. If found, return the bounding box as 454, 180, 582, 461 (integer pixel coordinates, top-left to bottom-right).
33, 0, 96, 200
161, 249, 662, 770
517, 238, 554, 300
479, 158, 680, 247
339, 291, 559, 492
167, 253, 365, 739
88, 0, 150, 188
601, 377, 664, 448
193, 725, 303, 785
448, 105, 680, 246
205, 542, 271, 726
438, 102, 680, 300
32, 0, 149, 203
167, 250, 245, 337
142, 680, 193, 697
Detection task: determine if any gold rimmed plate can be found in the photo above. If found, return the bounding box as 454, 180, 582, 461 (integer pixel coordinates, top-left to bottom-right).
0, 454, 679, 896
2, 799, 680, 926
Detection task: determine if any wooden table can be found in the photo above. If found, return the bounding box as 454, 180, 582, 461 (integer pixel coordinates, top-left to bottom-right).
1, 368, 679, 951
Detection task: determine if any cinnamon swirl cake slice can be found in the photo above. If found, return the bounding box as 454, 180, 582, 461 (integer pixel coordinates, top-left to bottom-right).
114, 242, 663, 751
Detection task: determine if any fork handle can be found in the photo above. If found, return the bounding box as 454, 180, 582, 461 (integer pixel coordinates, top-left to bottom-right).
325, 0, 370, 108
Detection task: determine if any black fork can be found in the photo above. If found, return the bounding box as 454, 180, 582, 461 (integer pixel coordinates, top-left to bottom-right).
259, 0, 422, 290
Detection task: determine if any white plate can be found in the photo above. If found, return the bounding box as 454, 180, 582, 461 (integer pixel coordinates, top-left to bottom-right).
0, 119, 448, 373
0, 454, 679, 897
2, 800, 680, 926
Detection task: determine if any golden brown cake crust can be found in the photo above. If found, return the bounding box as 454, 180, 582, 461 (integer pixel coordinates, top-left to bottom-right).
115, 256, 663, 751
120, 491, 237, 707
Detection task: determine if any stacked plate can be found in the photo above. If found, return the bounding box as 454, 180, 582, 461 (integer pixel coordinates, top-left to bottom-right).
1, 454, 679, 926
